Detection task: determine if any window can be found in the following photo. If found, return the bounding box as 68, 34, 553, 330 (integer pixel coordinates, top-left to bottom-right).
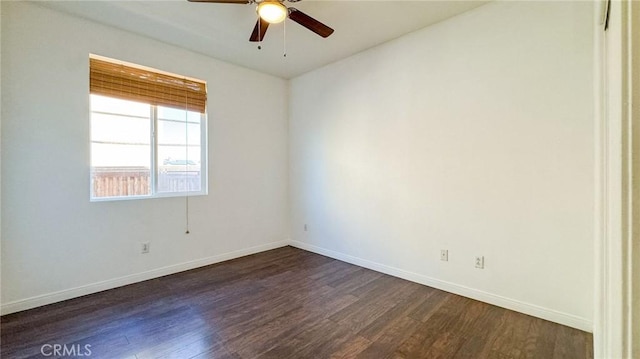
90, 55, 207, 201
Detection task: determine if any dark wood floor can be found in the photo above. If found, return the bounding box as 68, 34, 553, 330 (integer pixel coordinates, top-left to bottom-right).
1, 246, 593, 359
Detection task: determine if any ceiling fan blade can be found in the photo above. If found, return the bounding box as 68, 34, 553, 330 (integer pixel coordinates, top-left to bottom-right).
187, 0, 250, 3
288, 8, 334, 38
249, 18, 270, 42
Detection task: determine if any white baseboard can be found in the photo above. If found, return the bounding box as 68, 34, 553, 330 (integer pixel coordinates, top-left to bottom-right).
3, 239, 594, 333
289, 240, 593, 333
1, 240, 290, 315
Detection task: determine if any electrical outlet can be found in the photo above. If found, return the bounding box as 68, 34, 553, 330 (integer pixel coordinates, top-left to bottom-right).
141, 242, 150, 254
304, 224, 308, 231
440, 250, 448, 261
475, 256, 484, 269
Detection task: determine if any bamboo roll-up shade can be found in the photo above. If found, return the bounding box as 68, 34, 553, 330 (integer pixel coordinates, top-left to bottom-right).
90, 57, 207, 113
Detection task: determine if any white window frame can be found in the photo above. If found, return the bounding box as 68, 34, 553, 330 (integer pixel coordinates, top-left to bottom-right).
90, 96, 208, 202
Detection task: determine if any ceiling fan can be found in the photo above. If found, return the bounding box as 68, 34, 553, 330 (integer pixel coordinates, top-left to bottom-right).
188, 0, 334, 42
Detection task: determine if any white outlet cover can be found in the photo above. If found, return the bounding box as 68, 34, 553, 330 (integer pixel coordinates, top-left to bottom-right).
475, 256, 484, 269
440, 250, 448, 261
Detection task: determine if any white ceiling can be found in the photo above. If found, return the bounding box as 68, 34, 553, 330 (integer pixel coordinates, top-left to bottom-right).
36, 0, 489, 79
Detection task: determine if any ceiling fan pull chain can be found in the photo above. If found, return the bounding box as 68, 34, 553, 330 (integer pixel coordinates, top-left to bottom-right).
184, 91, 190, 235
258, 13, 262, 50
283, 18, 287, 57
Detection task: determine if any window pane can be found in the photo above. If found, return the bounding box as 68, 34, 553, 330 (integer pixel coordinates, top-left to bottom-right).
91, 94, 150, 118
91, 114, 151, 144
90, 95, 151, 199
91, 143, 150, 167
158, 106, 201, 124
157, 107, 202, 193
157, 121, 201, 146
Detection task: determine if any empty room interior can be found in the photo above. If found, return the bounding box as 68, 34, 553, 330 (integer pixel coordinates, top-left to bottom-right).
1, 0, 638, 358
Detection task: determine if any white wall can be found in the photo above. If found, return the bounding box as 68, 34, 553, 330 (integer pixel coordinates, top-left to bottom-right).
289, 1, 594, 331
1, 2, 288, 313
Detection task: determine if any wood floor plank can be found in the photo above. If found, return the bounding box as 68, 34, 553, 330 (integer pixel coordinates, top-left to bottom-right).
135, 331, 220, 359
356, 315, 422, 359
523, 317, 560, 359
329, 336, 372, 359
407, 289, 451, 322
329, 278, 420, 334
265, 318, 354, 359
187, 341, 240, 359
391, 295, 470, 358
327, 267, 383, 292
451, 304, 506, 358
485, 310, 534, 359
419, 298, 491, 358
358, 285, 435, 341
225, 290, 360, 358
0, 246, 593, 359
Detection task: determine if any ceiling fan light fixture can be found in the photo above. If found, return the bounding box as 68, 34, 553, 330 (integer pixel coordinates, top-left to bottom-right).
257, 2, 287, 24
